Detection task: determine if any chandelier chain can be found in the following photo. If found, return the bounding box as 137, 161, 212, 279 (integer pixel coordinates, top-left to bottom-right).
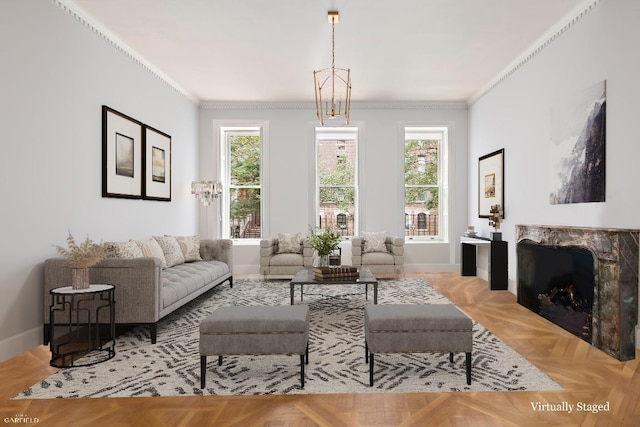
331, 16, 335, 69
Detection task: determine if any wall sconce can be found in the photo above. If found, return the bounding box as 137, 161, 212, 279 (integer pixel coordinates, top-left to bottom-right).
191, 181, 222, 206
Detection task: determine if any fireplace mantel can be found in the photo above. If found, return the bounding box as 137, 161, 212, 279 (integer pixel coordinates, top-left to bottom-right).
516, 224, 639, 361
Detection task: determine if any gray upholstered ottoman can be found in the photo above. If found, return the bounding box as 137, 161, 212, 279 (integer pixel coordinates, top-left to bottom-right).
364, 304, 473, 386
199, 305, 310, 389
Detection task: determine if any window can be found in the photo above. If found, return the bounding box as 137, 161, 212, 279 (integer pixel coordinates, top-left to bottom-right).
315, 126, 358, 236
404, 126, 447, 241
221, 127, 262, 240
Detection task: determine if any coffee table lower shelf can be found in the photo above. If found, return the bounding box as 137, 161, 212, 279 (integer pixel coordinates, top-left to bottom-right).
289, 267, 378, 305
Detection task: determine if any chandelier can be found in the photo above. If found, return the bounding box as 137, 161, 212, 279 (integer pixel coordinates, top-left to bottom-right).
191, 181, 222, 206
313, 11, 351, 126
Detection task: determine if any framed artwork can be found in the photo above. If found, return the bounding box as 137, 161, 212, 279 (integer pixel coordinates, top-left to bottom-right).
549, 80, 606, 204
102, 106, 143, 198
143, 125, 171, 201
478, 148, 504, 218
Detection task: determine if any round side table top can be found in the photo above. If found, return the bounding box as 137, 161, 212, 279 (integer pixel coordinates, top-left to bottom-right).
51, 284, 114, 294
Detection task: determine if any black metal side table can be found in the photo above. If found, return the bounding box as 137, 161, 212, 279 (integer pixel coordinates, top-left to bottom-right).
49, 284, 116, 368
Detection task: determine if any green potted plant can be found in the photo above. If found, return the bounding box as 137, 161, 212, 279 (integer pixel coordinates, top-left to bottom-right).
308, 225, 341, 267
54, 231, 107, 289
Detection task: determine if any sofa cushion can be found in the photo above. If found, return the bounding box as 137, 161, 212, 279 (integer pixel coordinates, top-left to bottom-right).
162, 260, 230, 309
154, 236, 185, 268
363, 231, 388, 253
362, 252, 394, 265
134, 238, 167, 269
277, 233, 302, 254
269, 253, 304, 266
174, 235, 202, 262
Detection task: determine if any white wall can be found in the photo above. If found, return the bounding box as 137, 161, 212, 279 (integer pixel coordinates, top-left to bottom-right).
467, 0, 640, 345
0, 0, 199, 361
199, 103, 469, 274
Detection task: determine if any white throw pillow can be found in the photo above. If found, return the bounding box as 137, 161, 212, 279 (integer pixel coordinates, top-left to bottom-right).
134, 238, 168, 269
363, 231, 388, 253
104, 241, 144, 259
174, 235, 202, 262
153, 236, 186, 268
277, 232, 302, 254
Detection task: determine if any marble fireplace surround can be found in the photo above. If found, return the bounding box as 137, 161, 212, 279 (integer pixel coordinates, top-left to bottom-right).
516, 224, 638, 361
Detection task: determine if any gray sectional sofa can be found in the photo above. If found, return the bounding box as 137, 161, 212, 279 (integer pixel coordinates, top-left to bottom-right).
44, 238, 233, 344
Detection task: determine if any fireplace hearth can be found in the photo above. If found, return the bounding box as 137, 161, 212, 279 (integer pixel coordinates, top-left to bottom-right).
516, 225, 638, 361
518, 242, 594, 343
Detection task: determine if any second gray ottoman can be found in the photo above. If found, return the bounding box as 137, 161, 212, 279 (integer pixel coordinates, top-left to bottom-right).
200, 305, 310, 389
364, 304, 473, 386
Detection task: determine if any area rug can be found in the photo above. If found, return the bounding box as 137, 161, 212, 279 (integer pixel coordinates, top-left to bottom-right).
15, 278, 561, 398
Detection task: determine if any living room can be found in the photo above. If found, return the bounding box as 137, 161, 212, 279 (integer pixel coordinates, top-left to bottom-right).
2, 0, 639, 424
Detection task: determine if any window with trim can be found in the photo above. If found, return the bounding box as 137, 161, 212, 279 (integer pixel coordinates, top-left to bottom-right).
221, 127, 262, 240
315, 126, 358, 236
404, 126, 447, 241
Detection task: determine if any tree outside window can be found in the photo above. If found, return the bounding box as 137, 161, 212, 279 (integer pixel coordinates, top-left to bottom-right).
405, 130, 441, 238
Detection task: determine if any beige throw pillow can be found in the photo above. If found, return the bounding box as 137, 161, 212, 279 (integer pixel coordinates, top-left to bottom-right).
134, 238, 167, 269
363, 231, 388, 253
153, 236, 186, 268
174, 235, 202, 262
277, 232, 302, 254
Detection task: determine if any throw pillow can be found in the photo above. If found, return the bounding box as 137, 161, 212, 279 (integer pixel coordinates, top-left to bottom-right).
134, 238, 167, 269
173, 235, 202, 262
153, 236, 186, 268
363, 231, 388, 253
277, 232, 302, 254
104, 241, 144, 259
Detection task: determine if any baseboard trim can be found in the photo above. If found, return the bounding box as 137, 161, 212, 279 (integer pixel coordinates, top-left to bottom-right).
0, 326, 43, 363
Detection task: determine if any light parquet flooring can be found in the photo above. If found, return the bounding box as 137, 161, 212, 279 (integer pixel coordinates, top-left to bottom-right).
1, 273, 639, 426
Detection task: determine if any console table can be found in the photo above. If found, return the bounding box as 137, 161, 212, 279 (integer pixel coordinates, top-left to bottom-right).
460, 237, 508, 290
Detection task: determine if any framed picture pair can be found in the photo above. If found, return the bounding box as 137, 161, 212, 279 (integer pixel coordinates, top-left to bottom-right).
102, 105, 171, 201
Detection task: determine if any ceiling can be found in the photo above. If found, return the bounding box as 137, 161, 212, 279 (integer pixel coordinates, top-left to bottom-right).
70, 0, 587, 104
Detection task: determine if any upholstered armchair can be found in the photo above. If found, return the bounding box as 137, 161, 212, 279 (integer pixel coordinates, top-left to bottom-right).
351, 233, 404, 276
259, 233, 314, 278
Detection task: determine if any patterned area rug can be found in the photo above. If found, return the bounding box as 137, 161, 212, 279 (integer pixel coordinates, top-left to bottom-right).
15, 278, 561, 398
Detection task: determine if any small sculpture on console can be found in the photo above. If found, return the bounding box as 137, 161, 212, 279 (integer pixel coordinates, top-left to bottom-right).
488, 204, 503, 241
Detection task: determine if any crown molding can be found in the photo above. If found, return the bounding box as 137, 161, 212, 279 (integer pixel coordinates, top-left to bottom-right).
468, 0, 605, 105
199, 101, 467, 110
52, 0, 198, 104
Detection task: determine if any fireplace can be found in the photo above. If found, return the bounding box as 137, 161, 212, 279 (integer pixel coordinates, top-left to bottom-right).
516, 225, 638, 361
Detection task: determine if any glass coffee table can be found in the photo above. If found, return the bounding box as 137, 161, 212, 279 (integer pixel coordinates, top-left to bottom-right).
290, 267, 378, 305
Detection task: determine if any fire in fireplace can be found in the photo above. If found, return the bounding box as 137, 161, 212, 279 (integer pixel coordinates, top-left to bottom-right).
518, 242, 594, 343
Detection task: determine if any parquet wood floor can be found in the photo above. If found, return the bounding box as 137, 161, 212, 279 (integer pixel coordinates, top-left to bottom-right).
1, 273, 639, 426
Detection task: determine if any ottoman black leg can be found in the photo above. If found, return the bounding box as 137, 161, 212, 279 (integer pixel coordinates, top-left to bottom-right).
300, 354, 305, 389
466, 352, 472, 385
200, 356, 206, 389
365, 341, 368, 363
449, 352, 454, 363
369, 353, 374, 386
218, 355, 223, 365
305, 342, 309, 364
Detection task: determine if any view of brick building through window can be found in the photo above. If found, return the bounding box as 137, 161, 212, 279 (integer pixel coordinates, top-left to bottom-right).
404, 132, 440, 238
318, 137, 356, 235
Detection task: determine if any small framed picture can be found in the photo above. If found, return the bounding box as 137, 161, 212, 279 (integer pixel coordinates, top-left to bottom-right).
143, 125, 171, 201
478, 149, 504, 218
102, 106, 143, 199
